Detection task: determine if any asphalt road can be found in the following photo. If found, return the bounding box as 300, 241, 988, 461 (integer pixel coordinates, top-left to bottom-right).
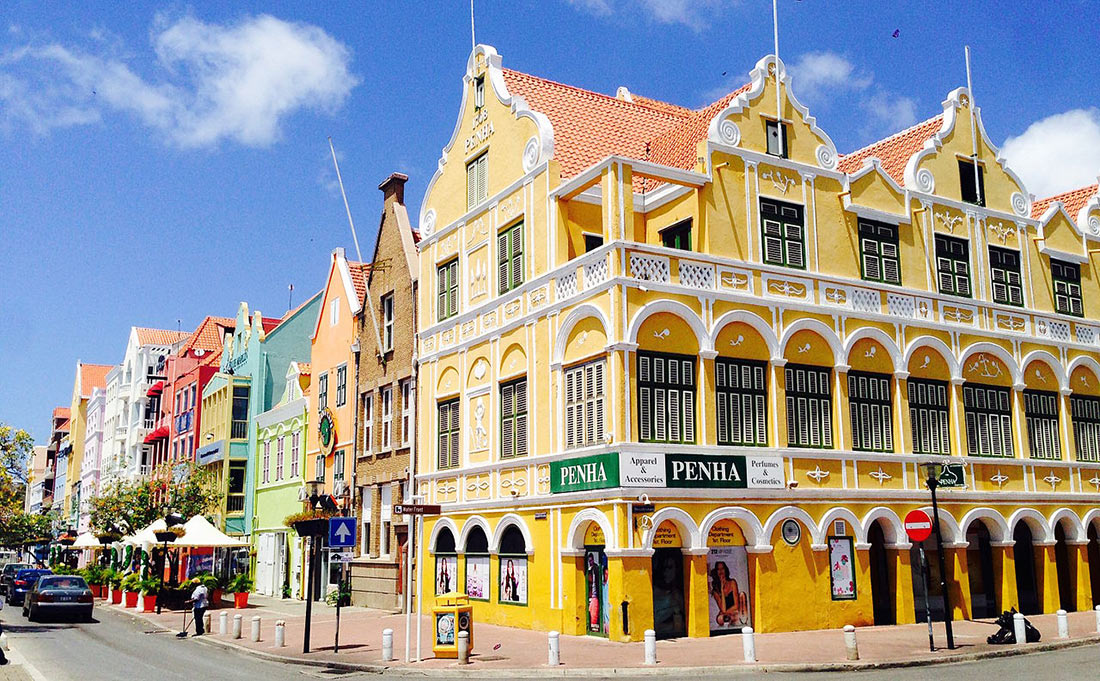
2, 602, 1098, 680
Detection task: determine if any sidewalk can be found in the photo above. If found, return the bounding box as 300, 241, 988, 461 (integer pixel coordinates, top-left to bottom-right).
112, 594, 1100, 674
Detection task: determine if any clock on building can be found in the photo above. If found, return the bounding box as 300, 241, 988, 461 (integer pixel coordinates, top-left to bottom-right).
318, 408, 336, 456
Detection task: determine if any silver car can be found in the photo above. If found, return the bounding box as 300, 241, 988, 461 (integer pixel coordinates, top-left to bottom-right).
23, 575, 94, 622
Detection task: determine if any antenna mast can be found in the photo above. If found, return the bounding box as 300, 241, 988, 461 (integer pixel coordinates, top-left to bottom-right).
328, 137, 384, 358
964, 46, 983, 206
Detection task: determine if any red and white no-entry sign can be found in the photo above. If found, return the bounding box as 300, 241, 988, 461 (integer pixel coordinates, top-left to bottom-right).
904, 510, 933, 543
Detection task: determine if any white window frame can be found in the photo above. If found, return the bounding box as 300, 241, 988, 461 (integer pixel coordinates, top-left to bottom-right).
382, 294, 394, 352
275, 435, 285, 480
380, 485, 392, 557
290, 431, 300, 479
330, 297, 340, 326
381, 385, 393, 450
336, 364, 347, 407
262, 440, 271, 484
401, 380, 412, 446
363, 393, 374, 455
361, 486, 373, 556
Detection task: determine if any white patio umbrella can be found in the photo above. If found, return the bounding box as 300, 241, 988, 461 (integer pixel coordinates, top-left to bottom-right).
129, 519, 168, 546
174, 515, 247, 547
71, 532, 101, 549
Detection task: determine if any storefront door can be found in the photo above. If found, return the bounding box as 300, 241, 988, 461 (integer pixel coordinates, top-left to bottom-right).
652, 547, 686, 639
868, 522, 895, 625
966, 522, 997, 619
1054, 524, 1076, 612
1014, 523, 1040, 615
584, 547, 609, 636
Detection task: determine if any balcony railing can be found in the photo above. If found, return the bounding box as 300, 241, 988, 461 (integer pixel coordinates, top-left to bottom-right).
226, 494, 245, 513
230, 421, 248, 440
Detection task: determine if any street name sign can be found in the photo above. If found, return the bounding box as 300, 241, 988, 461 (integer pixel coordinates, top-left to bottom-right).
328, 517, 356, 548
331, 551, 355, 563
904, 509, 933, 543
393, 504, 442, 515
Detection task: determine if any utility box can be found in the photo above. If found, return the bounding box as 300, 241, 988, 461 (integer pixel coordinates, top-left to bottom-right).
432, 592, 473, 659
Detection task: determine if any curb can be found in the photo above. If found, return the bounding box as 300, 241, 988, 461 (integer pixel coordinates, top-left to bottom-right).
111, 604, 1100, 677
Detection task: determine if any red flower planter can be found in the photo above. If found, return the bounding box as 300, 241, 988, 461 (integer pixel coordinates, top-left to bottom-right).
211, 588, 223, 608
233, 591, 249, 609
111, 588, 122, 604
124, 591, 139, 608
142, 594, 157, 612
89, 584, 102, 598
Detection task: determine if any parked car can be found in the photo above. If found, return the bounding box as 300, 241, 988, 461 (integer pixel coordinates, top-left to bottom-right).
23, 575, 94, 622
0, 563, 33, 597
8, 568, 51, 606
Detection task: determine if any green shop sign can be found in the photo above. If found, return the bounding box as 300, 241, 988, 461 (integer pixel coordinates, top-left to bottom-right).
551, 452, 619, 493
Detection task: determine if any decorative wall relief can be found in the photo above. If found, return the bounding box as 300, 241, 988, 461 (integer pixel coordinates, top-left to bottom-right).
499, 192, 523, 222
935, 210, 963, 233
529, 287, 548, 309
966, 353, 1003, 379
469, 257, 489, 300
470, 396, 489, 451
761, 168, 796, 194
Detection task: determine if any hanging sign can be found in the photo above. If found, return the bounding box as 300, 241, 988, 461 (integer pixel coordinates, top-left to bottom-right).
936, 463, 967, 489
551, 452, 619, 493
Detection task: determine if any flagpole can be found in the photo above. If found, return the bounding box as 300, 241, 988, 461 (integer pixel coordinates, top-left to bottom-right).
964, 46, 983, 206
772, 0, 782, 122
470, 0, 476, 50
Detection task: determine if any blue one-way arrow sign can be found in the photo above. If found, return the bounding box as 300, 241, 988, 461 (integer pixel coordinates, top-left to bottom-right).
328, 517, 356, 548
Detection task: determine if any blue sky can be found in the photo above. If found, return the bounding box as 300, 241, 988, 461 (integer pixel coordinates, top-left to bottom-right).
3, 1, 1099, 442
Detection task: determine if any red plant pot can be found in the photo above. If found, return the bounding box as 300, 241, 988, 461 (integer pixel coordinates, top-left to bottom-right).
124, 591, 139, 608
142, 594, 157, 612
111, 588, 122, 604
211, 589, 223, 607
233, 591, 249, 609
89, 584, 102, 598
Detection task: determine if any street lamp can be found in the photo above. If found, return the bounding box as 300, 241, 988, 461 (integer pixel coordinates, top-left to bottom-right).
919, 461, 955, 650
303, 479, 325, 655
154, 512, 186, 614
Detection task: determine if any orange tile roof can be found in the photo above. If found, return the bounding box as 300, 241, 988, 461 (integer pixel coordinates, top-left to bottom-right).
179, 316, 235, 357
647, 83, 753, 180
57, 418, 70, 431
1032, 184, 1099, 221
261, 317, 282, 333
349, 262, 371, 305
79, 363, 113, 394
52, 407, 71, 420
199, 348, 223, 368
838, 114, 944, 184
501, 68, 692, 182
135, 327, 190, 347
624, 91, 695, 118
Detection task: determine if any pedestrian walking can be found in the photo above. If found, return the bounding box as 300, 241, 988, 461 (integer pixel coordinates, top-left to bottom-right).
186, 578, 209, 637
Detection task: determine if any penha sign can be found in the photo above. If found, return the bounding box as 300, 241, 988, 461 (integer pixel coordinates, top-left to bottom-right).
551, 451, 785, 493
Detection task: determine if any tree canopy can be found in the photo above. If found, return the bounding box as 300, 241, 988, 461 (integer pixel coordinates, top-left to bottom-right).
89, 461, 220, 537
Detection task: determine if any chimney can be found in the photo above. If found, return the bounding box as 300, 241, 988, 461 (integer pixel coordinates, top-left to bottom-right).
378, 172, 408, 206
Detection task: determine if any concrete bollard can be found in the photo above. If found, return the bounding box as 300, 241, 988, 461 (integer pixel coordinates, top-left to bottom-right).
1057, 609, 1069, 638
843, 625, 859, 661
1013, 612, 1026, 645
548, 630, 560, 666
250, 616, 261, 642
219, 611, 228, 635
232, 613, 243, 639
382, 628, 394, 662
644, 629, 657, 665
1095, 605, 1100, 633
456, 630, 469, 665
203, 611, 212, 634
741, 626, 756, 662
274, 620, 285, 648
0, 632, 9, 651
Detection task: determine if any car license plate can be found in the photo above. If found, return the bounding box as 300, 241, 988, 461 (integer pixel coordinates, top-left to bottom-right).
56, 595, 73, 602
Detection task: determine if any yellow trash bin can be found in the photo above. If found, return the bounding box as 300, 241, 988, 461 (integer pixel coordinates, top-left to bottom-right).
432, 592, 473, 659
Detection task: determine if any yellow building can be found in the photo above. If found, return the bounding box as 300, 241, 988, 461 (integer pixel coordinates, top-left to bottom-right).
413, 44, 1100, 640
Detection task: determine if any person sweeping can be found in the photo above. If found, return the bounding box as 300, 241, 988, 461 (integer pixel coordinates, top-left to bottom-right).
185, 578, 209, 637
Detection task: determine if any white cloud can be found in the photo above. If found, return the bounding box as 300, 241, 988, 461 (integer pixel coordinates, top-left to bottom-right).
863, 90, 918, 133
565, 0, 613, 16
788, 52, 871, 103
0, 14, 358, 148
1001, 109, 1100, 198
568, 0, 735, 32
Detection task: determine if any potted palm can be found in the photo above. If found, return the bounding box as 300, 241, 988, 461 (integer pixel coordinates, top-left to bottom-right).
83, 565, 106, 598
227, 573, 254, 609
195, 572, 222, 607
140, 578, 161, 612
108, 569, 123, 604
121, 573, 141, 608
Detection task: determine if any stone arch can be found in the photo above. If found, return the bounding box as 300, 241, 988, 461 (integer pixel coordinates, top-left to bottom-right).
642, 506, 701, 550
843, 327, 904, 374
904, 336, 960, 381
1021, 350, 1069, 393
859, 507, 906, 546
565, 508, 617, 551
428, 517, 459, 554
1008, 508, 1053, 544
959, 341, 1022, 387
554, 304, 611, 365
1049, 508, 1087, 543
761, 506, 818, 546
919, 506, 963, 545
779, 318, 843, 365
436, 366, 460, 396
491, 513, 535, 555
627, 300, 710, 353
1083, 508, 1100, 534
816, 507, 864, 546
709, 310, 779, 360
1067, 355, 1100, 394
699, 507, 766, 550
458, 515, 493, 551
959, 507, 1011, 543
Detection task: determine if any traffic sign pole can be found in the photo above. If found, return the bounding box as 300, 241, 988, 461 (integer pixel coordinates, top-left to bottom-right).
927, 474, 955, 650
918, 545, 935, 651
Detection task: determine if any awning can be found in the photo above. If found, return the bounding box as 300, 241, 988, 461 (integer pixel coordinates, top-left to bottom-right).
147, 380, 164, 397
144, 426, 169, 443
174, 515, 247, 547
72, 532, 101, 548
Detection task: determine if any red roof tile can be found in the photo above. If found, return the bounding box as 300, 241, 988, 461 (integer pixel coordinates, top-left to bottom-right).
647, 83, 753, 180
838, 114, 944, 184
79, 364, 113, 395
179, 317, 235, 357
135, 327, 190, 347
1032, 184, 1099, 221
52, 407, 71, 420
349, 262, 372, 305
501, 69, 691, 181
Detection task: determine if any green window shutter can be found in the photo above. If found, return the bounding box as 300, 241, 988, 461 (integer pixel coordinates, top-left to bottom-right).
511, 224, 523, 288
498, 230, 509, 295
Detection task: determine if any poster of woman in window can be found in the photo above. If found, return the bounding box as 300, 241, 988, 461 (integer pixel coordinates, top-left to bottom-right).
828, 537, 857, 600
584, 549, 610, 635
707, 546, 751, 632
465, 555, 489, 600
499, 556, 527, 605
436, 555, 454, 595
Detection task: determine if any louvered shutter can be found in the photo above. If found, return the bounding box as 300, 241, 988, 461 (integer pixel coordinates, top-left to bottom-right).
565, 369, 576, 449
467, 161, 477, 210
515, 380, 528, 457
584, 364, 595, 445
498, 230, 509, 294
448, 261, 458, 317
501, 384, 514, 458
593, 361, 605, 443
511, 225, 523, 288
